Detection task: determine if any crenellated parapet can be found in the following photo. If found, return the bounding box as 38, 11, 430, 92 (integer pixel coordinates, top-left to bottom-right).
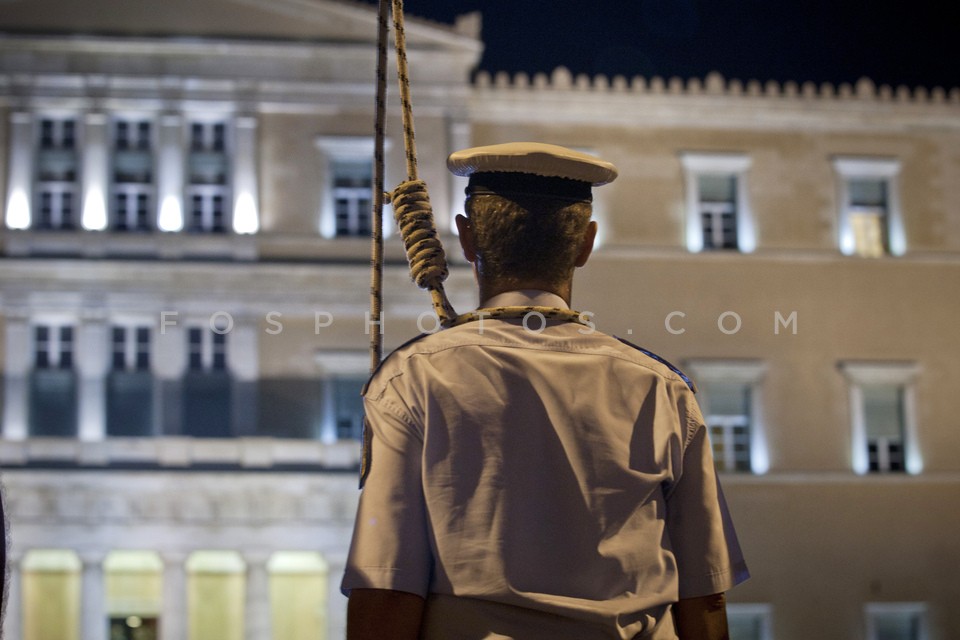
474, 68, 960, 105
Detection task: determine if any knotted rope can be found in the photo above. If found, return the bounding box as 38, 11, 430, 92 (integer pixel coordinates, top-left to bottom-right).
390, 179, 457, 324
371, 0, 458, 374
448, 306, 593, 328
370, 0, 590, 375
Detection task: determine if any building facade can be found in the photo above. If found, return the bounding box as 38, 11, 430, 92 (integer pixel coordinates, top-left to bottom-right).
2, 1, 959, 639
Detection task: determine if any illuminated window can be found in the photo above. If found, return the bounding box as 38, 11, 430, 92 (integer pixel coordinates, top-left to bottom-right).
105, 551, 162, 640
187, 121, 230, 233
333, 160, 373, 237
863, 384, 907, 472
22, 550, 81, 640
866, 603, 928, 640
112, 118, 154, 232
698, 174, 738, 250
315, 136, 379, 238
269, 552, 329, 639
686, 360, 768, 474
186, 552, 244, 640
840, 362, 921, 475
704, 381, 752, 472
35, 116, 79, 231
727, 604, 772, 640
833, 157, 904, 257
680, 153, 754, 253
848, 179, 888, 257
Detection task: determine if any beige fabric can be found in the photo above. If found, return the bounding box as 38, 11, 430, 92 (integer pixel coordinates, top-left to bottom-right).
343, 290, 748, 639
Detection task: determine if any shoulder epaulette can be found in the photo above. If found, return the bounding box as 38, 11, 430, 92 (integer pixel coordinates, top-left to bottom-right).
614, 336, 697, 393
360, 332, 432, 396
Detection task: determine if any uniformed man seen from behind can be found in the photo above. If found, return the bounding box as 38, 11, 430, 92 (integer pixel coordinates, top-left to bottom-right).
342, 142, 749, 640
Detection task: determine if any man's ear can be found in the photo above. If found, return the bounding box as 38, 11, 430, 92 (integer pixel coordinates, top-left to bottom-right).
455, 214, 477, 263
574, 221, 598, 267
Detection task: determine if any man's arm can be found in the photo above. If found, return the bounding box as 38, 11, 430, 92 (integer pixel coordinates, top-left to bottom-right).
674, 592, 730, 640
347, 588, 425, 640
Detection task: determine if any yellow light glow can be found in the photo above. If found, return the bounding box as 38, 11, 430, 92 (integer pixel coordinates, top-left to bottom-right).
158, 195, 183, 232
232, 192, 259, 234
82, 188, 108, 231
6, 188, 31, 229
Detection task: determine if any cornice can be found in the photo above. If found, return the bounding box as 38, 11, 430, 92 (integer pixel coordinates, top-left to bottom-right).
471, 68, 960, 132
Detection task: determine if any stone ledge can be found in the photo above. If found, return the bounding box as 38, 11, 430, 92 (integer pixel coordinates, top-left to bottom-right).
474, 68, 960, 106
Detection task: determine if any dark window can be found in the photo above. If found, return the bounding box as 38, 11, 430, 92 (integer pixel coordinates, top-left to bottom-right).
40, 119, 55, 149
136, 327, 151, 371
34, 326, 51, 369
212, 331, 227, 371
62, 121, 76, 149
188, 328, 204, 371
59, 327, 74, 369
213, 123, 226, 152
109, 616, 158, 640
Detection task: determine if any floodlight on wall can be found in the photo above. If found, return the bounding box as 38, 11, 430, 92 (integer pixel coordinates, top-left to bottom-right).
5, 188, 31, 229
158, 195, 183, 232
81, 187, 108, 231
232, 192, 259, 234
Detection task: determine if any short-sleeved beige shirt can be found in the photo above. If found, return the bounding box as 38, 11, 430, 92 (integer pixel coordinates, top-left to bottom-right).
342, 290, 748, 639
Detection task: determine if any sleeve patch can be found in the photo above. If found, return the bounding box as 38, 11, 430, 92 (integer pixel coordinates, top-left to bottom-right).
614, 337, 697, 393
359, 415, 373, 490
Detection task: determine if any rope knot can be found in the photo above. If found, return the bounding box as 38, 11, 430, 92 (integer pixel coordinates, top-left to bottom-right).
390, 179, 449, 290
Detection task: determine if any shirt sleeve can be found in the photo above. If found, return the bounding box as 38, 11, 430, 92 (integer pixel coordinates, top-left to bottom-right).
665, 389, 750, 599
340, 388, 432, 598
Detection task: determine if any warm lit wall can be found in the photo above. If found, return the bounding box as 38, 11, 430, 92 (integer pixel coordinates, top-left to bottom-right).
188, 568, 245, 640
23, 566, 80, 640
270, 566, 329, 640
575, 255, 960, 473
724, 479, 960, 638
469, 123, 960, 254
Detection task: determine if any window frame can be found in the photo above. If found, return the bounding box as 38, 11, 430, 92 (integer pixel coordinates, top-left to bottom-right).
111, 116, 156, 232
332, 158, 374, 238
685, 359, 768, 474
314, 136, 387, 239
726, 603, 773, 640
865, 602, 929, 640
832, 157, 905, 257
33, 322, 76, 370
111, 324, 153, 372
839, 361, 921, 475
187, 325, 229, 373
186, 118, 232, 233
679, 152, 755, 253
34, 114, 81, 231
314, 350, 370, 443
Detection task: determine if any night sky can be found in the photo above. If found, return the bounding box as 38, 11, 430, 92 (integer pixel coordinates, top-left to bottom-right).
382, 0, 957, 91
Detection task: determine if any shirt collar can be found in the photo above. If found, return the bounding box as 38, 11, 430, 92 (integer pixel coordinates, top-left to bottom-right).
480, 289, 570, 310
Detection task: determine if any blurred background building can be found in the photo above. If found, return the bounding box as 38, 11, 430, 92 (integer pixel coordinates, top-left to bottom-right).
1, 1, 958, 639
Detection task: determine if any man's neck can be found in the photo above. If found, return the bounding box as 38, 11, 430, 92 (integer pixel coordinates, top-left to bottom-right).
478, 279, 573, 307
